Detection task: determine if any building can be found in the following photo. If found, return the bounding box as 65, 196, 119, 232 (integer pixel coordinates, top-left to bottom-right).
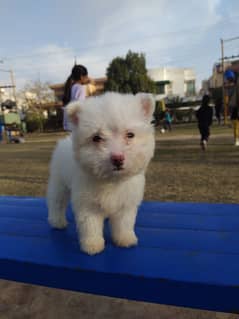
147, 67, 196, 100
208, 60, 239, 89
50, 68, 197, 104
208, 62, 230, 89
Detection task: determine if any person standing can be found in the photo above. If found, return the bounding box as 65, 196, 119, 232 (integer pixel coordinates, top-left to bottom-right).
226, 75, 239, 146
0, 119, 3, 143
62, 64, 91, 131
196, 94, 213, 150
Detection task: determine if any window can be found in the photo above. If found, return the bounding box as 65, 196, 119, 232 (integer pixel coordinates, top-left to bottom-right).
155, 81, 171, 95
185, 80, 195, 96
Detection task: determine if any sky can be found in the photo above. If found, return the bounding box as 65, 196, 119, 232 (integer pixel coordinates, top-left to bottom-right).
0, 0, 239, 91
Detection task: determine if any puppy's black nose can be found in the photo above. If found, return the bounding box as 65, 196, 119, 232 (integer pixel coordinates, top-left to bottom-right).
112, 159, 123, 169
111, 153, 125, 170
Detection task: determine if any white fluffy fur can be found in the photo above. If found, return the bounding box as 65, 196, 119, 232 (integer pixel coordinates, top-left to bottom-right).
47, 92, 155, 255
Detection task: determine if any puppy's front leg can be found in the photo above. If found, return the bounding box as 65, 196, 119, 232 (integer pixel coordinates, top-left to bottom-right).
110, 207, 138, 248
75, 211, 105, 255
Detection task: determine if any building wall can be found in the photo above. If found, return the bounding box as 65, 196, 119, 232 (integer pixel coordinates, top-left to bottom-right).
201, 79, 210, 93
210, 63, 225, 88
148, 67, 196, 99
208, 61, 239, 89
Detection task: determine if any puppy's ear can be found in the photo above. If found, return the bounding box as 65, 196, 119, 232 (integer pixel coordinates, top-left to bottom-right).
137, 93, 155, 120
66, 101, 81, 126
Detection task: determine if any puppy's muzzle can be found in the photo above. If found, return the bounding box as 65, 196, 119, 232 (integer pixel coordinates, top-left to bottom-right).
111, 153, 125, 170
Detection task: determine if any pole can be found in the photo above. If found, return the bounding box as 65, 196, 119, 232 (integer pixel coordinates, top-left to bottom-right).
221, 39, 227, 125
0, 67, 17, 105
10, 70, 17, 103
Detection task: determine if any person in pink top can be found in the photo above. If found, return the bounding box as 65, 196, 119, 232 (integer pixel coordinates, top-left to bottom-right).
62, 64, 90, 131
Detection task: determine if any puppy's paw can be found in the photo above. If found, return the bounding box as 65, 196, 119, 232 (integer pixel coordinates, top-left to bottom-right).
48, 216, 68, 229
112, 231, 138, 248
80, 237, 105, 255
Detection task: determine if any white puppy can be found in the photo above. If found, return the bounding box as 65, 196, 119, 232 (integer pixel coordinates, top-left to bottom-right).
47, 92, 155, 255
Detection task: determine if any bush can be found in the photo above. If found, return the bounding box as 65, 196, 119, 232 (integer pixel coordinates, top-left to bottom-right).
25, 110, 46, 132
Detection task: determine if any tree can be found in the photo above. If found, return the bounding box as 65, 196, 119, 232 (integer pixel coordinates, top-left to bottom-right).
105, 50, 156, 94
17, 80, 55, 132
18, 80, 54, 110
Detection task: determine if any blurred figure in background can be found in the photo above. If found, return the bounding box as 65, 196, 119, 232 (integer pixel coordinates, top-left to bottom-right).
226, 72, 239, 146
0, 119, 3, 143
196, 94, 213, 151
164, 108, 172, 131
214, 95, 222, 125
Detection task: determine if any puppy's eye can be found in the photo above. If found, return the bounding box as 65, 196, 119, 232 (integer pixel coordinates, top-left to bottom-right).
127, 132, 135, 139
92, 135, 103, 143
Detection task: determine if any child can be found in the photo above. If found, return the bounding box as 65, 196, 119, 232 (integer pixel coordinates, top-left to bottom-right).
0, 120, 3, 143
196, 94, 213, 150
164, 109, 172, 131
62, 64, 91, 131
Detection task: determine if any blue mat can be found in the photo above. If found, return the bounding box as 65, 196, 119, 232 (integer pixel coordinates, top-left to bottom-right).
0, 196, 239, 313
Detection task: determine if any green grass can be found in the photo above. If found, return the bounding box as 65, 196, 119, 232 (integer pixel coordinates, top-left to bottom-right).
0, 125, 238, 203
155, 122, 233, 137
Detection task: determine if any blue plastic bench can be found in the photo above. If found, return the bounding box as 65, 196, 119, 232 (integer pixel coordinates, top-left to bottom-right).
0, 196, 239, 313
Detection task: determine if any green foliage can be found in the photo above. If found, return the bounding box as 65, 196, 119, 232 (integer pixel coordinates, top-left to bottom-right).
105, 50, 156, 94
25, 109, 46, 132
